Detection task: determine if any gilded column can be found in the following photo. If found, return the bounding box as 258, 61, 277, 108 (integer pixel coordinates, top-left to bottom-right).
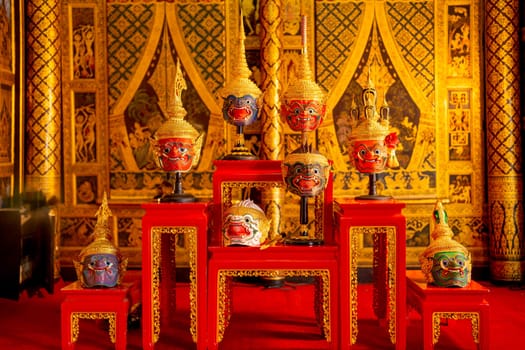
485, 0, 524, 282
25, 0, 62, 201
259, 0, 283, 160
258, 0, 284, 239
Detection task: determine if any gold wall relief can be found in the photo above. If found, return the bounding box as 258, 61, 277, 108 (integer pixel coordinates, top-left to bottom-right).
62, 0, 109, 206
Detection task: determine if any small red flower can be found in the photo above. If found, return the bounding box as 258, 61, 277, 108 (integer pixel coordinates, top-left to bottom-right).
385, 132, 399, 148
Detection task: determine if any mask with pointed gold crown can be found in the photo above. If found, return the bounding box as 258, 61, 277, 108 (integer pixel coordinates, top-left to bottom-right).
419, 201, 471, 287
154, 59, 203, 173
220, 12, 261, 128
74, 193, 128, 288
282, 145, 331, 198
223, 199, 270, 247
348, 76, 399, 174
281, 16, 326, 133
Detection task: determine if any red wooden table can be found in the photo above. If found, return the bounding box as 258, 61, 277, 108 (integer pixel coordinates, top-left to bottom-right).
406, 269, 490, 350
207, 245, 340, 349
336, 199, 406, 349
60, 281, 132, 350
207, 160, 340, 349
141, 201, 209, 350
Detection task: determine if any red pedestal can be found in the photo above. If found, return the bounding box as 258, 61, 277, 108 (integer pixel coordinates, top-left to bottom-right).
406, 270, 490, 350
207, 160, 339, 349
207, 245, 339, 350
60, 281, 131, 350
337, 199, 406, 349
141, 201, 209, 350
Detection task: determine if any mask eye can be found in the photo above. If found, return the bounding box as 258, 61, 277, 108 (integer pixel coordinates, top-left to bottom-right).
359, 149, 367, 156
374, 148, 381, 155
163, 146, 172, 154
455, 256, 465, 267
440, 258, 450, 269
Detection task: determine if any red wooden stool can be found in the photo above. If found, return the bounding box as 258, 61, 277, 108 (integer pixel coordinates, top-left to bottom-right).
61, 281, 132, 350
406, 270, 490, 350
336, 199, 407, 349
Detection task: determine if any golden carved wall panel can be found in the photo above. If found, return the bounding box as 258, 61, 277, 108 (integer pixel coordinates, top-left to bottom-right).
62, 0, 109, 207
0, 1, 18, 201
57, 0, 487, 269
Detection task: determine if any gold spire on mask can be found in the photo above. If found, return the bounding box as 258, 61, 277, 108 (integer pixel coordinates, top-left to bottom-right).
155, 59, 200, 141
80, 192, 117, 257
349, 71, 390, 142
282, 15, 325, 102
220, 11, 261, 99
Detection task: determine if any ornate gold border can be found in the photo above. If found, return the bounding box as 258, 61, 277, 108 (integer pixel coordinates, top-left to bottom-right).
350, 226, 397, 345
215, 269, 331, 343
151, 226, 198, 342
432, 311, 480, 344
71, 311, 117, 343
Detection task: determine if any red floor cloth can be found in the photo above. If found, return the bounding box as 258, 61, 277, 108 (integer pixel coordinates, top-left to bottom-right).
0, 277, 523, 349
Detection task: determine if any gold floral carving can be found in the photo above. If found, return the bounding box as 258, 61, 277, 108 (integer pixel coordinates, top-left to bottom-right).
151, 226, 198, 342
71, 312, 116, 343
350, 226, 397, 345
216, 269, 331, 343
432, 311, 480, 344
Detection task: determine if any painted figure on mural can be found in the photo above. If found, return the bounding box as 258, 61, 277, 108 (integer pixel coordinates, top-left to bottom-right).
222, 199, 270, 247
73, 24, 95, 79
419, 201, 471, 287
125, 84, 166, 170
